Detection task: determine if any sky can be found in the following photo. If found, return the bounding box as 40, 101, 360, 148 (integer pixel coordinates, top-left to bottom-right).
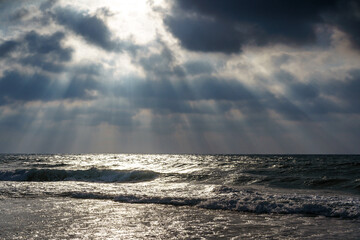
0, 0, 360, 154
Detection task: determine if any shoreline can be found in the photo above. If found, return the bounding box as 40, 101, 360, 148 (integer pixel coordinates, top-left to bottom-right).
1, 197, 360, 239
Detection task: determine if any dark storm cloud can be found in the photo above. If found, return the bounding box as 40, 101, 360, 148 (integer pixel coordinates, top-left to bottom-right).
263, 70, 327, 119
325, 69, 360, 113
0, 106, 37, 132
164, 16, 246, 53
0, 29, 105, 104
0, 70, 101, 105
274, 70, 320, 101
117, 35, 360, 121
138, 42, 186, 78
0, 30, 73, 73
40, 0, 58, 12
265, 69, 360, 117
0, 25, 113, 106
21, 56, 65, 73
24, 31, 72, 61
0, 1, 54, 28
53, 7, 121, 51
109, 75, 259, 115
19, 31, 73, 73
270, 96, 311, 121
0, 31, 72, 60
9, 8, 30, 22
126, 40, 255, 114
130, 40, 316, 118
62, 75, 102, 100
45, 102, 137, 129
326, 1, 360, 49
0, 40, 19, 58
0, 71, 55, 104
166, 0, 360, 53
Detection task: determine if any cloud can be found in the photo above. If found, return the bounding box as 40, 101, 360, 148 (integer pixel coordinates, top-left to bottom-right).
20, 31, 73, 73
0, 70, 102, 105
260, 68, 360, 117
24, 31, 72, 61
1, 0, 360, 153
165, 16, 246, 53
0, 40, 18, 58
325, 0, 360, 49
137, 40, 186, 78
165, 0, 360, 53
183, 61, 215, 76
0, 30, 73, 74
274, 70, 320, 101
53, 7, 122, 51
9, 8, 30, 22
0, 29, 105, 105
324, 69, 360, 113
0, 71, 55, 104
116, 76, 253, 104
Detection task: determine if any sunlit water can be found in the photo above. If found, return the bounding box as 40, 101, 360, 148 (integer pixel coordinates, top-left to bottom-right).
1, 154, 360, 239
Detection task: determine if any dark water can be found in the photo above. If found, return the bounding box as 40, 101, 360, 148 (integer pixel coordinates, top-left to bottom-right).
1, 154, 360, 239
2, 154, 360, 191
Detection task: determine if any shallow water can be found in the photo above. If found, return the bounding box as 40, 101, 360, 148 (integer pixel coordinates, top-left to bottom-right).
1, 198, 360, 240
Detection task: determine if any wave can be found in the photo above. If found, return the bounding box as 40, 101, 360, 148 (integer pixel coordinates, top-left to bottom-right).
30, 163, 69, 168
305, 178, 350, 187
58, 186, 360, 219
164, 172, 360, 194
0, 168, 159, 183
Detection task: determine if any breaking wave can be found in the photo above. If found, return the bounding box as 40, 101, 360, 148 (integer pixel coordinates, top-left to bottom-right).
58, 185, 360, 219
0, 168, 159, 183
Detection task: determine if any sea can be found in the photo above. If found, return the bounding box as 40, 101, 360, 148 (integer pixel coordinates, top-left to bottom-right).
0, 154, 359, 239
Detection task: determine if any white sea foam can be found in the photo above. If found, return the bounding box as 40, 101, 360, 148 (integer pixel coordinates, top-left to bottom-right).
56, 185, 360, 219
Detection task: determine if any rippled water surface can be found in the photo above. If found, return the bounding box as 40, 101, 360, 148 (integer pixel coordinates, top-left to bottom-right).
1, 154, 360, 239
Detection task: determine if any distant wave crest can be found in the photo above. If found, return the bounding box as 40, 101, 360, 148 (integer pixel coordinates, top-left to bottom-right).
0, 168, 159, 183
